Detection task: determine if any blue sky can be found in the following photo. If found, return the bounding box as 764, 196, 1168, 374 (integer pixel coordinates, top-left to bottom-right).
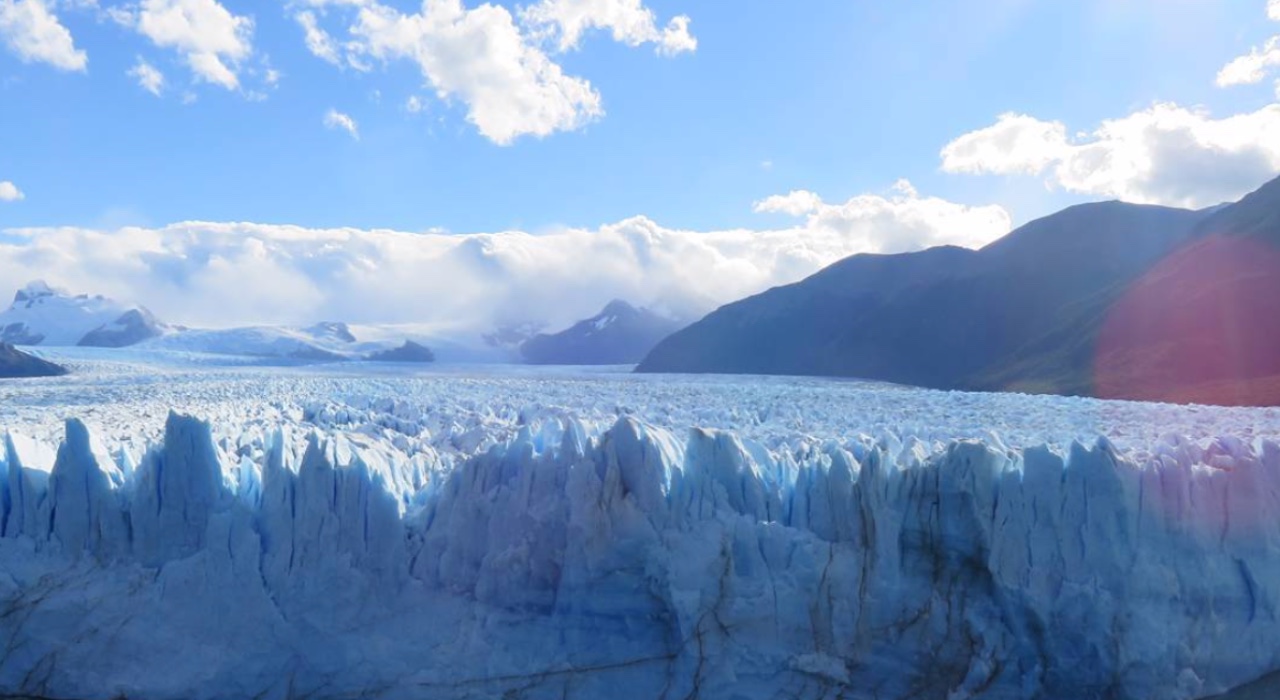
0, 0, 1275, 231
0, 0, 1278, 330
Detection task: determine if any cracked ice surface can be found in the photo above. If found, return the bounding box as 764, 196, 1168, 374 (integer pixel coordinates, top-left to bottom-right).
2, 349, 1280, 699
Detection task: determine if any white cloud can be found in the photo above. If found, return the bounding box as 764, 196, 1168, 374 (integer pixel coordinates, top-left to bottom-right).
296, 0, 602, 145
756, 180, 1011, 253
117, 0, 253, 91
0, 181, 23, 201
940, 112, 1069, 175
128, 57, 164, 95
520, 0, 696, 55
1216, 36, 1280, 88
1216, 1, 1280, 89
0, 0, 87, 71
295, 10, 339, 65
753, 190, 823, 217
941, 103, 1280, 208
323, 108, 359, 139
656, 14, 694, 56
0, 185, 1009, 330
405, 94, 425, 113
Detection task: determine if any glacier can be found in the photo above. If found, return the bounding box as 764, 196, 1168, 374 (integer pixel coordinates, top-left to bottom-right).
3, 353, 1280, 699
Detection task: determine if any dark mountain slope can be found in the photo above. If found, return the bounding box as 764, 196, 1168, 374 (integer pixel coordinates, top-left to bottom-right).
638, 200, 1208, 392
0, 343, 67, 378
640, 245, 978, 377
367, 341, 436, 363
981, 177, 1280, 404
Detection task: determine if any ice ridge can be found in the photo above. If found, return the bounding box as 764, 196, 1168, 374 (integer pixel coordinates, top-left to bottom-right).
1, 412, 1279, 699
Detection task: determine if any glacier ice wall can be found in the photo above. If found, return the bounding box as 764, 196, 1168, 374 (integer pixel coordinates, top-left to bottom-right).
1, 412, 1279, 699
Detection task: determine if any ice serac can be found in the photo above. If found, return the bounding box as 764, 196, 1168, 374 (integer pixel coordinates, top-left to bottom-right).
2, 413, 1280, 699
130, 413, 225, 565
46, 419, 129, 557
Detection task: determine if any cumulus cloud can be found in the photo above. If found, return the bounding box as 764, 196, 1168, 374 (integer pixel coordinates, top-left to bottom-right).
520, 0, 696, 55
1216, 1, 1280, 92
0, 185, 1010, 331
293, 0, 602, 144
1216, 37, 1280, 88
753, 190, 823, 217
294, 0, 697, 143
114, 0, 253, 90
0, 181, 23, 201
940, 113, 1069, 176
940, 103, 1280, 208
323, 108, 359, 139
0, 0, 87, 71
128, 57, 164, 95
756, 180, 1010, 253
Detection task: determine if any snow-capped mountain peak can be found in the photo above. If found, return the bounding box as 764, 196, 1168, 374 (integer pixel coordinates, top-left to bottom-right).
0, 281, 167, 347
521, 299, 687, 365
12, 280, 59, 305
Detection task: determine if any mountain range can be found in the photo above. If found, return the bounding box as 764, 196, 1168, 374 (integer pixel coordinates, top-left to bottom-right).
0, 281, 166, 348
639, 174, 1280, 406
9, 171, 1280, 405
0, 283, 445, 364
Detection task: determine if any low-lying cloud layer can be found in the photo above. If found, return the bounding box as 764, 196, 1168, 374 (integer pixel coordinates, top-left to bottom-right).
0, 183, 1010, 331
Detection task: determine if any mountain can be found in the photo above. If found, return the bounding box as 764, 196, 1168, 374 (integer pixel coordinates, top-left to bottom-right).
483, 321, 545, 355
983, 176, 1280, 405
366, 340, 436, 363
0, 281, 167, 348
0, 342, 67, 378
521, 300, 686, 365
303, 321, 357, 344
638, 192, 1236, 398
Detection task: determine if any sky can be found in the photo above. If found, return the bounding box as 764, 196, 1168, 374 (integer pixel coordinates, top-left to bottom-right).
0, 0, 1279, 331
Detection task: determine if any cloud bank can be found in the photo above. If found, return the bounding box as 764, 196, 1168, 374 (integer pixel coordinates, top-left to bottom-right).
0, 184, 1010, 331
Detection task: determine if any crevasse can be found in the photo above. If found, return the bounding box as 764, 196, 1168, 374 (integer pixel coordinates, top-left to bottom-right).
1, 412, 1278, 700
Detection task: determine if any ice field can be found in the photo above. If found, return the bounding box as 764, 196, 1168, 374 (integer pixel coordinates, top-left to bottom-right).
3, 348, 1280, 699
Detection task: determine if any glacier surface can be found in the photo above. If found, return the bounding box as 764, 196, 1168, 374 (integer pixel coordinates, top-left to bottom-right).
2, 351, 1280, 699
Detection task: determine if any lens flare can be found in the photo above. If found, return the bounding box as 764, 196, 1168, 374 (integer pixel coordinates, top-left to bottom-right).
1095, 235, 1280, 406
